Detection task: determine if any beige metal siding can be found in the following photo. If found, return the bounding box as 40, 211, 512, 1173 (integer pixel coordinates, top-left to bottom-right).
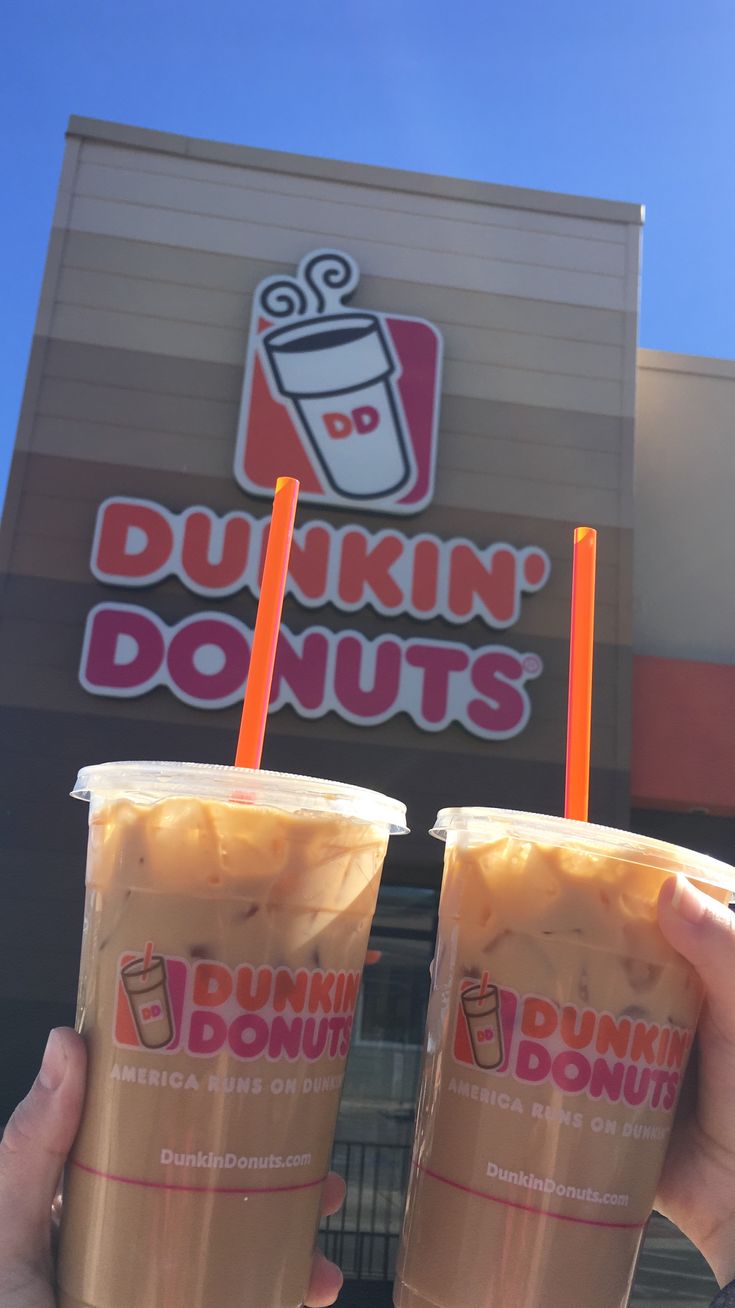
635, 350, 735, 663
21, 128, 641, 534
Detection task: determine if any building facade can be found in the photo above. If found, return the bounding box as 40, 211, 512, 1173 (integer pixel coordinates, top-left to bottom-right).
0, 117, 733, 1293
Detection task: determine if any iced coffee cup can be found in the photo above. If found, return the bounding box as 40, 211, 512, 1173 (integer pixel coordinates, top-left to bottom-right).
57, 761, 406, 1308
394, 808, 735, 1308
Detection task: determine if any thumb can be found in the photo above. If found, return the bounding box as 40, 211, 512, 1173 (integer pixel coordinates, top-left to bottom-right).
658, 876, 735, 1039
0, 1029, 86, 1271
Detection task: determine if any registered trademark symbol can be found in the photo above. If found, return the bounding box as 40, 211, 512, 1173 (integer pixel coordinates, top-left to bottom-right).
522, 654, 543, 677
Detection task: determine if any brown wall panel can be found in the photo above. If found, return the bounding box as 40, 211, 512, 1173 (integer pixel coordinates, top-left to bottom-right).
0, 604, 623, 735
5, 451, 631, 642
0, 569, 627, 770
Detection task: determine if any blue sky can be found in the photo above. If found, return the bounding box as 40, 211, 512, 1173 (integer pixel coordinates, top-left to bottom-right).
2, 0, 734, 510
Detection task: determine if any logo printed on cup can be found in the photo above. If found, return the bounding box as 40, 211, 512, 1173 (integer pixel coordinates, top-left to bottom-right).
116, 953, 186, 1051
114, 953, 361, 1062
452, 975, 693, 1112
235, 249, 443, 514
460, 980, 506, 1071
455, 978, 514, 1074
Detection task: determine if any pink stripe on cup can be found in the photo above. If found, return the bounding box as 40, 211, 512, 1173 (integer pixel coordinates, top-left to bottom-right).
413, 1160, 646, 1231
72, 1159, 326, 1196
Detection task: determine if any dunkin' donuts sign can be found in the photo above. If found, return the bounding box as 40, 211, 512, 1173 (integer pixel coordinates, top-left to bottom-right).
79, 249, 551, 740
234, 249, 441, 514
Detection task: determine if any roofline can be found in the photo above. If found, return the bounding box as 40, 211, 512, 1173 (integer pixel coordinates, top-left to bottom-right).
67, 115, 645, 227
639, 348, 735, 379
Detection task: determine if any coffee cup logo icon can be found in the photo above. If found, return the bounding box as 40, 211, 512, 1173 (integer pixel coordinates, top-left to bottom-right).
236, 248, 443, 513
461, 981, 504, 1071
121, 954, 174, 1049
235, 245, 428, 504
257, 252, 416, 502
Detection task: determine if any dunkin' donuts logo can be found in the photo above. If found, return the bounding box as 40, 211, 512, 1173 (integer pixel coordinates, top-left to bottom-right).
78, 251, 551, 736
116, 952, 185, 1050
453, 977, 693, 1113
234, 249, 443, 514
114, 952, 360, 1062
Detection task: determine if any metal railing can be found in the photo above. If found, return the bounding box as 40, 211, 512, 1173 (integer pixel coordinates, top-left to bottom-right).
320, 1160, 720, 1302
319, 1140, 411, 1281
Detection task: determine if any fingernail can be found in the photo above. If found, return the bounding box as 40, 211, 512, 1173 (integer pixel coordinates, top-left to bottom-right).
39, 1029, 67, 1092
670, 875, 707, 925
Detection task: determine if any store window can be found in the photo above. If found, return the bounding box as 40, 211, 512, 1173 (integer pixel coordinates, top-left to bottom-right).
356, 951, 428, 1048
322, 885, 438, 1285
356, 886, 437, 1050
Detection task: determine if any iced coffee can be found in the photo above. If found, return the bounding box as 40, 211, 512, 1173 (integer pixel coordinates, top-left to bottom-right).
57, 761, 406, 1308
395, 808, 735, 1308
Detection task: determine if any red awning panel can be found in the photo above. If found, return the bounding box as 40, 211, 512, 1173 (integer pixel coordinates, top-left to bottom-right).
632, 656, 735, 816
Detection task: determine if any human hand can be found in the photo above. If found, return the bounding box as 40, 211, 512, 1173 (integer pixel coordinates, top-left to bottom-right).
656, 876, 735, 1288
0, 1029, 85, 1308
0, 1029, 345, 1308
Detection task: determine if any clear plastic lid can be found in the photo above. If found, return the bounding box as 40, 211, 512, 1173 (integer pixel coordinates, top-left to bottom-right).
431, 806, 735, 893
72, 761, 408, 834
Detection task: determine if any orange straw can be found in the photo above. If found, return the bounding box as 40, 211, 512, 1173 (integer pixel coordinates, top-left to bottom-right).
235, 477, 299, 769
564, 527, 597, 821
479, 970, 490, 999
142, 940, 154, 976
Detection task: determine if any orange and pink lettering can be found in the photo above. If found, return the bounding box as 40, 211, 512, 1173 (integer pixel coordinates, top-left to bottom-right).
454, 981, 692, 1115
90, 497, 550, 628
115, 957, 362, 1064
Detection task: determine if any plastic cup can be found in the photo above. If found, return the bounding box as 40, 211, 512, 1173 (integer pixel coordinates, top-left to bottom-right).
394, 808, 735, 1308
57, 761, 407, 1308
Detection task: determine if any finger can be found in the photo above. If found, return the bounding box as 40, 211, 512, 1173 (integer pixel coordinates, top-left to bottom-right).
365, 949, 382, 966
305, 1246, 343, 1307
320, 1170, 346, 1218
658, 877, 735, 1038
0, 1029, 86, 1267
